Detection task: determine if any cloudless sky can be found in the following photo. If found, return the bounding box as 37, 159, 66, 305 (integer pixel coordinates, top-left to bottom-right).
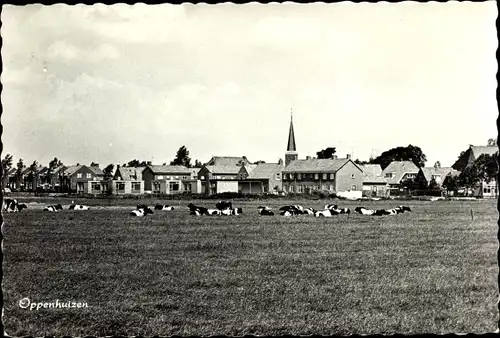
1, 2, 497, 168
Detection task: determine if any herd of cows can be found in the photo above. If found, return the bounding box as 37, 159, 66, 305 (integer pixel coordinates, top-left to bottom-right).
2, 198, 412, 218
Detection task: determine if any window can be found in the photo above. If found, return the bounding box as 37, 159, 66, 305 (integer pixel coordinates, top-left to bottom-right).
77, 173, 82, 178
169, 182, 180, 192
484, 187, 491, 194
289, 185, 295, 193
276, 173, 281, 180
432, 175, 441, 182
322, 173, 327, 180
385, 173, 393, 178
117, 183, 125, 192
77, 182, 84, 192
329, 185, 334, 191
153, 182, 161, 192
330, 173, 335, 180
91, 183, 100, 191
352, 185, 357, 190
321, 185, 327, 190
200, 176, 205, 180
297, 185, 303, 193
184, 183, 192, 191
86, 173, 92, 179
132, 182, 141, 192
283, 185, 288, 193
290, 173, 294, 179
175, 176, 179, 179
297, 173, 302, 180
157, 175, 164, 180
351, 174, 355, 179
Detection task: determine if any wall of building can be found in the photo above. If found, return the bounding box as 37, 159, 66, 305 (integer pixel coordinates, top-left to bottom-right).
216, 181, 239, 194
70, 166, 103, 191
238, 181, 264, 194
335, 162, 363, 192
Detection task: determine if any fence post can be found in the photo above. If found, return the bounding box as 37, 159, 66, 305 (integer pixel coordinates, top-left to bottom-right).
471, 209, 474, 221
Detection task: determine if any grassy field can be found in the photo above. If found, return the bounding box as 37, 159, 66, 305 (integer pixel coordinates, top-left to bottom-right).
2, 198, 498, 336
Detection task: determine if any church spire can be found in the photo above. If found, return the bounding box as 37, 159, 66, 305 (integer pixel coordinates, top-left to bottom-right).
287, 109, 296, 152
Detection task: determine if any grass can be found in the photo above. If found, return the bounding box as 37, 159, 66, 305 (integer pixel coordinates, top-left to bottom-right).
2, 198, 499, 336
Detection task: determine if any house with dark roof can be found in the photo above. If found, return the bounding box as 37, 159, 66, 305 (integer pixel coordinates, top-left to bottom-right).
237, 160, 285, 194
452, 145, 498, 198
381, 161, 420, 188
198, 156, 251, 194
59, 164, 104, 194
360, 164, 389, 197
282, 157, 363, 194
104, 166, 145, 195
142, 165, 199, 195
416, 166, 458, 187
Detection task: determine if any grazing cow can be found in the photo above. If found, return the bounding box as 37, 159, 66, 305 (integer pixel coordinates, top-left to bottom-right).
44, 204, 63, 212
258, 206, 275, 216
315, 209, 332, 217
155, 204, 174, 211
354, 207, 375, 215
206, 209, 222, 216
16, 203, 28, 212
3, 198, 17, 212
69, 204, 90, 211
216, 201, 233, 210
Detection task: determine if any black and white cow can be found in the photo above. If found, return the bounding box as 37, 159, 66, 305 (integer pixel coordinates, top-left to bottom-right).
131, 207, 154, 216
206, 209, 222, 216
229, 207, 243, 215
315, 209, 333, 217
325, 204, 350, 215
258, 206, 275, 216
216, 201, 233, 210
279, 205, 303, 216
155, 204, 174, 211
69, 204, 90, 210
354, 207, 375, 215
44, 204, 63, 212
16, 203, 28, 212
301, 207, 316, 216
3, 199, 27, 213
188, 203, 209, 216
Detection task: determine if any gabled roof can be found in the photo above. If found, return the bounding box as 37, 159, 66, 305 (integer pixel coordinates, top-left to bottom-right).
420, 167, 456, 184
248, 163, 285, 179
115, 167, 144, 181
204, 165, 241, 175
282, 158, 361, 173
241, 164, 258, 176
206, 156, 250, 166
88, 166, 103, 176
62, 165, 84, 176
146, 165, 191, 174
471, 146, 498, 160
361, 164, 382, 178
382, 161, 420, 184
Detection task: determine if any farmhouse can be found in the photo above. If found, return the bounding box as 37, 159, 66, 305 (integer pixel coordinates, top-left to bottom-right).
360, 164, 389, 197
416, 165, 457, 187
381, 161, 420, 189
237, 160, 285, 194
452, 145, 498, 198
198, 156, 251, 194
142, 165, 195, 194
63, 164, 104, 194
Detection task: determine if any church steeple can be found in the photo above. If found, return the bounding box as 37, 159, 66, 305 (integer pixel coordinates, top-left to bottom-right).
285, 109, 298, 166
287, 111, 296, 152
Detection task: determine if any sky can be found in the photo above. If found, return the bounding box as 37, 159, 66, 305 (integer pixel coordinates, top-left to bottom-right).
1, 2, 498, 168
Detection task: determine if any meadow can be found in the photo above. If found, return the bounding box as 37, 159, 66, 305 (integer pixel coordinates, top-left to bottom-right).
2, 197, 498, 336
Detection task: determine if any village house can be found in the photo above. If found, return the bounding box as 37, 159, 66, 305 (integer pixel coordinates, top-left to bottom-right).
59, 163, 104, 194
381, 161, 420, 190
416, 165, 457, 187
360, 164, 389, 197
104, 166, 145, 195
237, 160, 285, 194
452, 145, 498, 198
198, 156, 251, 194
142, 164, 199, 195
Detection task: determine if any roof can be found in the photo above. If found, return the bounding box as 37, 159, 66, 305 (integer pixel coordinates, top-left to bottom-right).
361, 164, 382, 178
282, 158, 360, 173
381, 161, 420, 184
363, 176, 388, 184
206, 156, 250, 166
247, 163, 285, 179
420, 167, 456, 184
62, 165, 83, 176
87, 166, 103, 176
242, 164, 258, 176
52, 165, 65, 174
146, 165, 192, 174
287, 116, 296, 152
204, 165, 241, 175
115, 167, 144, 181
471, 146, 498, 159
5, 168, 17, 176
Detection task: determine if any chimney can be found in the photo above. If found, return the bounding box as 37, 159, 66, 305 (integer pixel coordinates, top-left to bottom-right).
91, 163, 99, 168
306, 156, 311, 160
278, 158, 284, 165
147, 161, 152, 166
346, 154, 351, 160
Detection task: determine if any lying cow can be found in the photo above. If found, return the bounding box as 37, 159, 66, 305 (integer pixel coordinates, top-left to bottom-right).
69, 204, 90, 210
325, 204, 350, 214
155, 204, 174, 211
215, 200, 233, 210
207, 209, 222, 216
315, 209, 333, 217
188, 203, 209, 216
301, 207, 316, 215
44, 204, 63, 212
131, 207, 154, 216
279, 205, 303, 216
3, 198, 17, 212
258, 206, 275, 216
354, 207, 375, 215
221, 207, 243, 216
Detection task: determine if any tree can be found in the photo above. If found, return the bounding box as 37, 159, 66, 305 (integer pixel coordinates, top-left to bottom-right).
428, 176, 441, 191
253, 160, 266, 165
487, 138, 497, 146
16, 159, 24, 182
458, 165, 480, 196
473, 153, 498, 184
442, 174, 460, 195
47, 157, 63, 186
369, 144, 427, 170
27, 160, 39, 191
316, 147, 337, 159
354, 159, 369, 165
1, 153, 13, 189
170, 146, 192, 167
103, 164, 114, 180
193, 160, 203, 168
434, 161, 441, 169
126, 159, 148, 167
